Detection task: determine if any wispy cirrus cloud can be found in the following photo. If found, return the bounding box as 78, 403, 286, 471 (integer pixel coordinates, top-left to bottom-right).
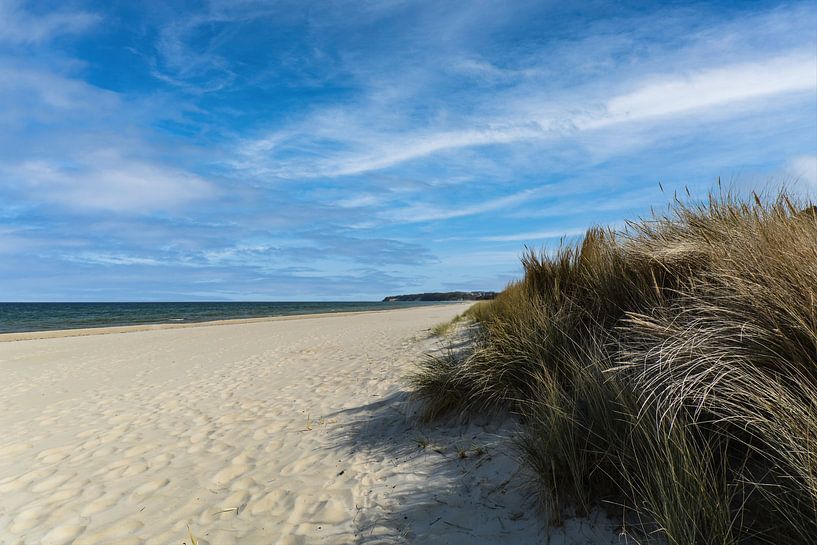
5, 153, 216, 213
235, 124, 546, 179
480, 227, 588, 242
65, 253, 166, 267
198, 234, 437, 267
589, 52, 817, 128
388, 187, 547, 223
0, 0, 815, 300
233, 50, 816, 181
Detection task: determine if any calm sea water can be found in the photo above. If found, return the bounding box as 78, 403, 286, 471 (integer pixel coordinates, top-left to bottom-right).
0, 301, 444, 334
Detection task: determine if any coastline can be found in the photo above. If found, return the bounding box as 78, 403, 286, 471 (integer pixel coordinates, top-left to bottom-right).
0, 303, 458, 343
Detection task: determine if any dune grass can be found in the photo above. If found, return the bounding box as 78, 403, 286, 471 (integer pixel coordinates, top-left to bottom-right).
430, 313, 466, 337
410, 190, 817, 544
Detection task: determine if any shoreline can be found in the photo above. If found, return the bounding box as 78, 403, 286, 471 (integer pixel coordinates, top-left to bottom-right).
0, 302, 461, 342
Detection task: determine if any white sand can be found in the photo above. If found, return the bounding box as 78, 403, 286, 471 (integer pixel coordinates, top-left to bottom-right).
0, 304, 623, 545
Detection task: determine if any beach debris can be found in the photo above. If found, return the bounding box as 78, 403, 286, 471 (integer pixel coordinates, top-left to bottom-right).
186, 524, 199, 545
443, 520, 473, 531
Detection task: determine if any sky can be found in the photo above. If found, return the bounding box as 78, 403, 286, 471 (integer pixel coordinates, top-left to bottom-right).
0, 0, 815, 301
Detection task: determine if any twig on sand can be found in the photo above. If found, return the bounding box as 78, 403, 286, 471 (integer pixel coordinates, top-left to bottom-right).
443, 520, 474, 532
186, 524, 199, 545
486, 477, 512, 496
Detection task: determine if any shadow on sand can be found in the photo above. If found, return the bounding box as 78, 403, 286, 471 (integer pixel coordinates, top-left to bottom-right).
324, 388, 543, 545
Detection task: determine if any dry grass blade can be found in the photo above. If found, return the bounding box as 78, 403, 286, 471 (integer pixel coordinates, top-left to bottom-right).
409, 188, 817, 543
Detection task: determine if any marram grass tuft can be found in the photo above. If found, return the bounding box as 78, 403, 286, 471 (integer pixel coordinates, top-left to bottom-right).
410, 189, 817, 544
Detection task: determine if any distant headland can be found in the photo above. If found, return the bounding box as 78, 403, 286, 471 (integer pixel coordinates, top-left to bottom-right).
382, 291, 497, 302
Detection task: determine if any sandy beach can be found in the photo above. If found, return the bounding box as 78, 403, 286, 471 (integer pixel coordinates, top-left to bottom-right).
0, 304, 581, 545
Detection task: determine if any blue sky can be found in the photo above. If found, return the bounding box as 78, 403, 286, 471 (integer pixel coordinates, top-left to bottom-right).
0, 0, 815, 301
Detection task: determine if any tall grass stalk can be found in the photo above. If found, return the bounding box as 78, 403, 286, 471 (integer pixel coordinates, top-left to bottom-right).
411, 189, 817, 543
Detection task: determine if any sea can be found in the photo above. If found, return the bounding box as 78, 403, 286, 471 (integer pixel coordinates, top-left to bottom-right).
0, 301, 444, 335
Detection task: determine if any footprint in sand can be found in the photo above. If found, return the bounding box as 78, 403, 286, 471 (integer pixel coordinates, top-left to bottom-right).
93, 458, 130, 478
80, 492, 121, 517
87, 538, 141, 545
189, 429, 210, 444
209, 441, 234, 456
91, 445, 117, 458
0, 476, 24, 494
31, 472, 76, 493
131, 477, 169, 498
311, 498, 348, 525
79, 482, 104, 501
74, 519, 144, 544
41, 524, 85, 545
36, 446, 73, 465
249, 489, 288, 516
279, 453, 322, 477
122, 461, 148, 477
79, 437, 103, 451
229, 476, 256, 492
0, 467, 54, 493
211, 463, 248, 486
10, 504, 45, 532
186, 442, 208, 455
123, 443, 155, 458
147, 452, 173, 467
47, 486, 84, 504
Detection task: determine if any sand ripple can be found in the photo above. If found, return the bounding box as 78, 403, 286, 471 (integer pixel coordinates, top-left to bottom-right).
0, 305, 620, 544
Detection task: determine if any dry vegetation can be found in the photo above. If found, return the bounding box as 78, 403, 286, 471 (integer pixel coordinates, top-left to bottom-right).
410, 190, 817, 544
429, 313, 465, 337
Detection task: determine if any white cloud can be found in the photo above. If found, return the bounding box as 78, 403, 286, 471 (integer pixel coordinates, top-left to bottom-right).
234, 123, 545, 179
481, 227, 587, 242
0, 1, 99, 45
0, 232, 36, 254
453, 58, 539, 82
0, 65, 120, 122
334, 193, 383, 208
8, 153, 216, 213
66, 253, 165, 267
438, 250, 525, 267
589, 53, 817, 127
389, 188, 544, 223
234, 50, 816, 180
330, 126, 544, 177
787, 155, 817, 188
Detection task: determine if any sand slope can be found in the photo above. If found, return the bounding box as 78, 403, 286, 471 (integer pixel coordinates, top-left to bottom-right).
0, 304, 623, 544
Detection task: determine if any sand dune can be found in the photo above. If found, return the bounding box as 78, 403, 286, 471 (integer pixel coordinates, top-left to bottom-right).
0, 304, 623, 544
